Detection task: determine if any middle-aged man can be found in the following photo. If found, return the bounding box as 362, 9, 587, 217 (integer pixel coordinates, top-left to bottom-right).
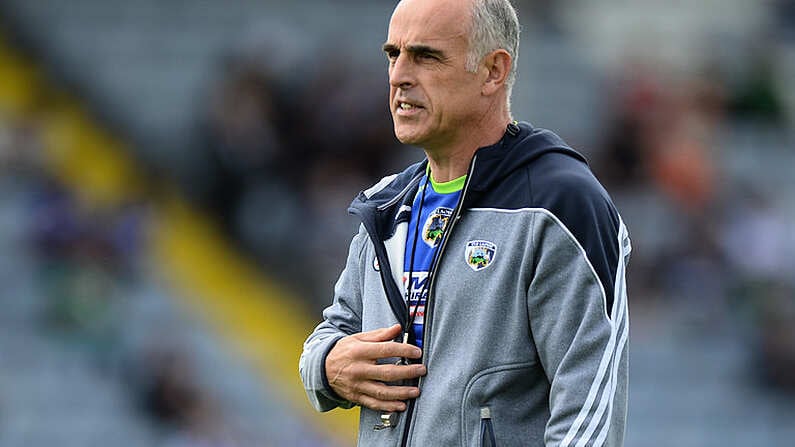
299, 0, 631, 445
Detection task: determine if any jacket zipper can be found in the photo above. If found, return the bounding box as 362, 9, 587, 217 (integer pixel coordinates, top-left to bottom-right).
399, 154, 479, 447
352, 170, 426, 331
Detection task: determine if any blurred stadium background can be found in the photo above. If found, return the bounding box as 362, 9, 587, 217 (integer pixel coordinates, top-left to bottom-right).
1, 0, 794, 446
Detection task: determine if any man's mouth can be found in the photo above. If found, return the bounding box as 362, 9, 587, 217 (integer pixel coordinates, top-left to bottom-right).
396, 101, 423, 113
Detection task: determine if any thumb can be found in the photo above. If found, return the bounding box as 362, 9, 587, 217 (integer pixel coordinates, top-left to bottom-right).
355, 323, 403, 342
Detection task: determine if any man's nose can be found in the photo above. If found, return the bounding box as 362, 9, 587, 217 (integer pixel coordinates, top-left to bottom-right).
389, 55, 415, 89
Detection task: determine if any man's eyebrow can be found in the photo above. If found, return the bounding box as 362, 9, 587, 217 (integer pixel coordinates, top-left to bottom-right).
405, 44, 445, 58
382, 43, 399, 53
382, 43, 446, 58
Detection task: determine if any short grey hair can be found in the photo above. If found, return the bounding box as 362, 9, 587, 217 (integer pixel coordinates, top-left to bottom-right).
466, 0, 520, 102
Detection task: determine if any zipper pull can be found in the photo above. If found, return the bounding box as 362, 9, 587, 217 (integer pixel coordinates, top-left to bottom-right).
394, 331, 410, 366
374, 411, 398, 430
480, 407, 491, 419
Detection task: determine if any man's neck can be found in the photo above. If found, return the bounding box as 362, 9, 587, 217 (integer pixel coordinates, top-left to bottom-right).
425, 118, 511, 182
425, 147, 474, 183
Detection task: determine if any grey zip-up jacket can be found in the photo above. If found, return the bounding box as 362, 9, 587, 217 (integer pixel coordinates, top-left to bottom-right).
300, 122, 631, 447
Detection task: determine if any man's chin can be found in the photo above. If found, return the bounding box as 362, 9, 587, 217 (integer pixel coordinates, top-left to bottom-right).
393, 126, 427, 146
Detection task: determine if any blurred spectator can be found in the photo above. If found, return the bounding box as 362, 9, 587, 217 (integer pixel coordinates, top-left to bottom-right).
28, 174, 146, 359
597, 58, 726, 214
198, 57, 297, 235
595, 59, 664, 191
719, 186, 795, 391
195, 54, 320, 305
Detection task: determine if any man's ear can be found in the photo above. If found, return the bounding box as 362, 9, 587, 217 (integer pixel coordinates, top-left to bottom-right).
481, 49, 512, 96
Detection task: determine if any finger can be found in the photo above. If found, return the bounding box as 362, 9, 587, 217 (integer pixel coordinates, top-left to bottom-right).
357, 394, 408, 413
363, 363, 427, 382
358, 381, 420, 402
354, 324, 403, 343
364, 341, 422, 360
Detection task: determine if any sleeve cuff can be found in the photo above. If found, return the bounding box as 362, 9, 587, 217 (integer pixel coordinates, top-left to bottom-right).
320, 335, 350, 404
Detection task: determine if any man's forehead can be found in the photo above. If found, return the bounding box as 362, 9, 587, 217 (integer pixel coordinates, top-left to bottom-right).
386, 0, 471, 46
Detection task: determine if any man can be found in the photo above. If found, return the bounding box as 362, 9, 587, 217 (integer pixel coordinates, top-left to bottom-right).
299, 0, 631, 445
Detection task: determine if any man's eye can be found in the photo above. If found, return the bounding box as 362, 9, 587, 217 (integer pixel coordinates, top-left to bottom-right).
387, 50, 400, 60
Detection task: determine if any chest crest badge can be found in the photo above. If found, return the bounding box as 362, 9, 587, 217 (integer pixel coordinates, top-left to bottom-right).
422, 207, 453, 247
465, 240, 497, 271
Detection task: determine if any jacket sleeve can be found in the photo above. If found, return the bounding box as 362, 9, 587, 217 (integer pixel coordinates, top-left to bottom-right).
299, 225, 369, 412
527, 191, 631, 447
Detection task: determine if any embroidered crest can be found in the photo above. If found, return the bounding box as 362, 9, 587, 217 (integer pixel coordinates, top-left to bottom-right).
465, 240, 497, 271
373, 256, 380, 271
422, 207, 453, 247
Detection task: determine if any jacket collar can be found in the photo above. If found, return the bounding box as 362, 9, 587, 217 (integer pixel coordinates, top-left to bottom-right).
349, 121, 587, 230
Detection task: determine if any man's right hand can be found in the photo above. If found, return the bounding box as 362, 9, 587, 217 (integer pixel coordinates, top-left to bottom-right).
325, 324, 426, 412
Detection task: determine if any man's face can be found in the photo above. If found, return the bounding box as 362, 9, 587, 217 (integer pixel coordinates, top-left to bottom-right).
384, 0, 484, 150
